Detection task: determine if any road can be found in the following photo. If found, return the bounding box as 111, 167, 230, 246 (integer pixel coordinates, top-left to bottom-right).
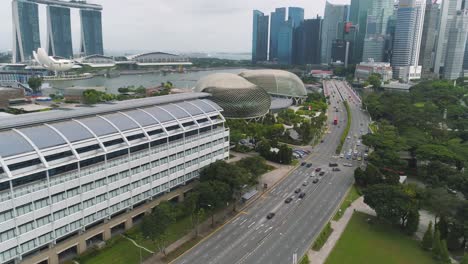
174, 80, 370, 264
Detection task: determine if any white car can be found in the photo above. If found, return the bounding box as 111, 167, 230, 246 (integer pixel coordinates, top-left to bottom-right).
343, 163, 353, 167
340, 153, 344, 158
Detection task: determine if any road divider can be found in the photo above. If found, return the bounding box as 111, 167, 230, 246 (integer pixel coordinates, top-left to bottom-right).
336, 101, 351, 154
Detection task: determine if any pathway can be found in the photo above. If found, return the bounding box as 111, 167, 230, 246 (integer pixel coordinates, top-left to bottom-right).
122, 234, 155, 254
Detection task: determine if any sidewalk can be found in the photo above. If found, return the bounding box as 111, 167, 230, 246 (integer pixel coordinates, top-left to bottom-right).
308, 196, 375, 264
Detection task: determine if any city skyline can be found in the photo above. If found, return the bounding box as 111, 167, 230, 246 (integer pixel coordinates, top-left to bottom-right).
0, 0, 349, 54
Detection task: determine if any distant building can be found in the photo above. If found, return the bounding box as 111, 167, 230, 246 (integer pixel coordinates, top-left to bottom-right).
419, 0, 440, 78
288, 7, 305, 28
0, 87, 25, 109
392, 0, 425, 82
348, 0, 373, 64
311, 70, 333, 79
443, 10, 468, 80
331, 39, 352, 67
355, 59, 393, 82
80, 9, 104, 56
252, 10, 269, 63
362, 0, 394, 62
47, 5, 73, 59
269, 8, 287, 61
362, 36, 386, 62
12, 0, 41, 63
277, 22, 294, 64
293, 17, 322, 65
63, 86, 106, 102
321, 2, 349, 64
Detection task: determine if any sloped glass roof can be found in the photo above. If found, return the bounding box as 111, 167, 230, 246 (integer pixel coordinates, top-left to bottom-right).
0, 131, 34, 157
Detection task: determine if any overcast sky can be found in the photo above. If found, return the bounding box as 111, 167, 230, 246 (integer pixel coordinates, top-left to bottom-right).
0, 0, 349, 54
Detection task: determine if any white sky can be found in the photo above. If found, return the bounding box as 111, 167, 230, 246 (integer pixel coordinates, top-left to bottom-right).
0, 0, 349, 54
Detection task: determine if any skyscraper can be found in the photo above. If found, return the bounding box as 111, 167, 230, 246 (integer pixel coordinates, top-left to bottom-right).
443, 10, 468, 79
348, 0, 373, 64
252, 10, 269, 63
47, 5, 73, 59
277, 21, 294, 64
12, 0, 41, 63
362, 0, 394, 62
80, 9, 104, 56
433, 0, 463, 76
293, 17, 322, 65
419, 0, 440, 78
270, 8, 286, 61
321, 2, 349, 64
392, 0, 426, 82
288, 7, 304, 28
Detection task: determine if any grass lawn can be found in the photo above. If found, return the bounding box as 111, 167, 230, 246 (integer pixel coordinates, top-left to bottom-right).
333, 185, 360, 221
325, 212, 437, 264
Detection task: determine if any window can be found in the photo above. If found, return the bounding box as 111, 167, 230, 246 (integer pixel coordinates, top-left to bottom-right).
166, 125, 180, 132
76, 144, 101, 154
82, 182, 94, 193
96, 194, 107, 203
36, 215, 51, 227
200, 126, 211, 133
182, 121, 195, 127
12, 171, 46, 187
108, 173, 118, 183
38, 232, 53, 245
130, 143, 149, 153
150, 138, 167, 147
70, 220, 82, 231
95, 178, 106, 188
68, 203, 81, 214
109, 188, 119, 198
49, 163, 78, 177
103, 138, 125, 147
53, 209, 67, 220
0, 247, 17, 262
0, 210, 13, 223
185, 129, 198, 137
18, 221, 34, 235
148, 129, 163, 136
16, 203, 33, 216
8, 158, 42, 171
45, 151, 73, 162
169, 134, 183, 142
83, 198, 95, 209
80, 155, 105, 168
121, 184, 130, 193
21, 239, 36, 253
0, 229, 15, 242
107, 149, 128, 160
127, 133, 146, 141
67, 187, 79, 198
51, 192, 66, 204
151, 159, 160, 167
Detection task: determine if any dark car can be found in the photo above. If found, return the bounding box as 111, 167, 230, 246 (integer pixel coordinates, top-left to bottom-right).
306, 163, 312, 168
332, 168, 341, 172
285, 197, 293, 203
301, 162, 306, 166
299, 192, 306, 199
266, 212, 276, 219
329, 163, 338, 167
294, 188, 301, 194
312, 178, 319, 184
319, 171, 325, 176
315, 168, 321, 172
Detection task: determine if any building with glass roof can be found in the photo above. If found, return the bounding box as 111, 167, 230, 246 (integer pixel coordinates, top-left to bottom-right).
193, 73, 271, 119
0, 92, 229, 264
239, 70, 307, 101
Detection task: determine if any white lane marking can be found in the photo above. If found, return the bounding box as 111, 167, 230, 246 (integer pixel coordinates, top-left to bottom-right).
247, 221, 256, 229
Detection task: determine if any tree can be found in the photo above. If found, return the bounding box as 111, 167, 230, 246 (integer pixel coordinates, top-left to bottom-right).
440, 240, 451, 264
141, 201, 175, 256
460, 253, 468, 264
28, 76, 43, 92
404, 209, 419, 235
368, 73, 382, 90
432, 229, 442, 260
421, 221, 433, 250
82, 89, 101, 104
437, 216, 449, 240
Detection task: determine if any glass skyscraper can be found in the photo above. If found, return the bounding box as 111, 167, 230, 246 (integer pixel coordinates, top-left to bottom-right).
293, 17, 322, 65
47, 5, 73, 59
270, 8, 286, 61
443, 10, 468, 80
80, 9, 104, 56
321, 2, 349, 64
348, 0, 372, 64
12, 0, 41, 63
288, 7, 304, 28
362, 0, 394, 62
277, 21, 294, 64
252, 10, 269, 63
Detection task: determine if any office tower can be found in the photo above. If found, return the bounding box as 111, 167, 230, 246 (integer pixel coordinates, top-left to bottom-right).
321, 2, 349, 64
293, 17, 322, 65
384, 13, 397, 62
332, 39, 352, 66
80, 9, 104, 56
277, 21, 294, 64
12, 0, 41, 63
463, 39, 468, 70
0, 94, 229, 264
419, 0, 440, 78
288, 7, 304, 28
252, 10, 269, 63
443, 10, 468, 79
362, 0, 394, 62
392, 0, 426, 82
348, 0, 373, 64
270, 8, 286, 61
433, 0, 463, 76
47, 5, 73, 59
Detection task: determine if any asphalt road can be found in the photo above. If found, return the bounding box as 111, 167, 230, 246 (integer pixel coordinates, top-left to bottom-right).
174, 80, 370, 264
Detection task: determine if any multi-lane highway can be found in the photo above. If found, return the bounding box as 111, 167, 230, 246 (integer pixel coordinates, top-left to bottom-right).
174, 80, 370, 264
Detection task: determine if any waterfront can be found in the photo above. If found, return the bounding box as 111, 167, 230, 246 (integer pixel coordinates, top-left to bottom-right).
42, 68, 245, 95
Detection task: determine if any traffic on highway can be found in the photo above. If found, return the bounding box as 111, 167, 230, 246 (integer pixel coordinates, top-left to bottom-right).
174, 80, 370, 264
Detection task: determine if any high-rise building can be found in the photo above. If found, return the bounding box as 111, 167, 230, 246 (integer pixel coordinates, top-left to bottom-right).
392, 0, 426, 82
362, 0, 394, 62
269, 8, 286, 61
252, 10, 269, 63
12, 0, 41, 63
80, 9, 104, 56
419, 0, 440, 78
293, 17, 322, 65
277, 21, 294, 64
288, 7, 304, 28
321, 2, 349, 64
47, 5, 73, 59
433, 0, 463, 76
331, 39, 352, 66
348, 0, 373, 64
443, 10, 468, 79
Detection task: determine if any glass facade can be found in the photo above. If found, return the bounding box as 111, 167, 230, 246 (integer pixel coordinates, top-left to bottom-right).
293, 17, 322, 65
13, 0, 41, 63
269, 8, 286, 61
252, 10, 269, 63
288, 7, 304, 28
277, 22, 294, 65
80, 9, 104, 56
47, 6, 73, 59
321, 2, 349, 64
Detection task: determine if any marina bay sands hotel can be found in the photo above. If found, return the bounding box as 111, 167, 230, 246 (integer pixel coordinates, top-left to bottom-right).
12, 0, 103, 63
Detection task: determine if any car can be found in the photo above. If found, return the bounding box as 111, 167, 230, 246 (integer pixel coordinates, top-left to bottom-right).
301, 162, 306, 166
340, 153, 344, 158
315, 168, 321, 172
320, 140, 324, 143
266, 212, 276, 219
302, 181, 308, 186
329, 162, 338, 167
357, 156, 362, 161
347, 136, 351, 139
285, 197, 293, 203
298, 192, 306, 199
332, 168, 341, 171
306, 163, 312, 168
319, 171, 325, 176
312, 179, 319, 183
294, 188, 301, 194
343, 163, 353, 167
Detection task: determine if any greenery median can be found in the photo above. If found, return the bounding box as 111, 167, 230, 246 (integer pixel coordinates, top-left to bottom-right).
312, 222, 334, 251
336, 101, 351, 154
